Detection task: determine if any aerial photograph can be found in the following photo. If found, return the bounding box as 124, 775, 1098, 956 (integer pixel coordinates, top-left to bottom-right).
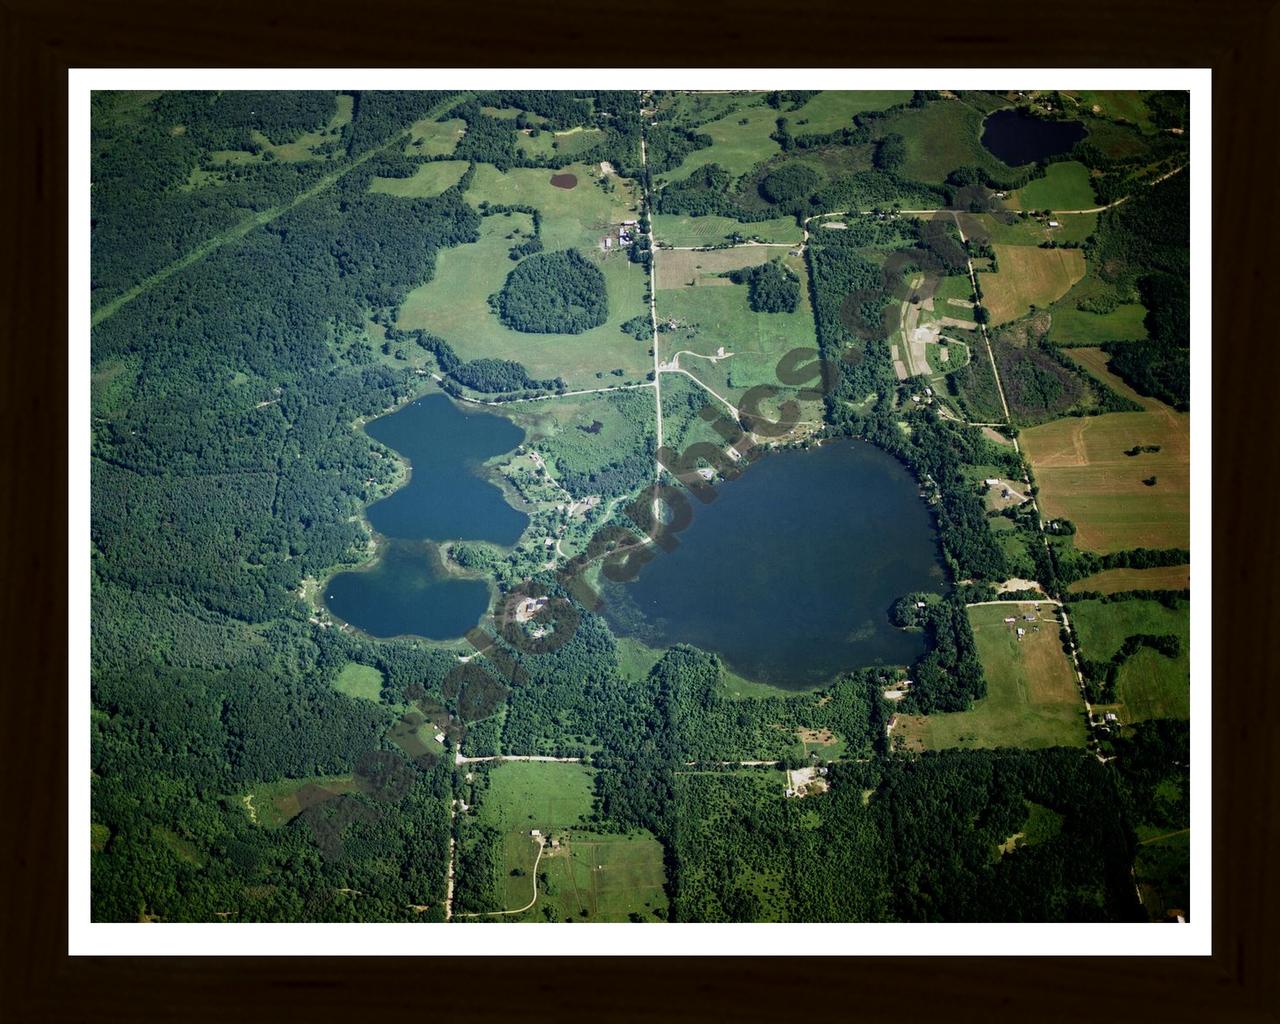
88, 86, 1193, 926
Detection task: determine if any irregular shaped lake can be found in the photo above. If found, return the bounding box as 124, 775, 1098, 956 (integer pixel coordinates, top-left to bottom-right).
323, 394, 527, 639
981, 108, 1086, 166
601, 440, 946, 689
325, 540, 492, 640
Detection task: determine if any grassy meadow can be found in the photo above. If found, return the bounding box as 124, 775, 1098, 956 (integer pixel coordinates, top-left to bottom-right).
333, 662, 384, 701
654, 250, 821, 413
652, 213, 803, 247
1049, 300, 1149, 346
980, 245, 1086, 325
894, 603, 1086, 751
369, 160, 468, 197
873, 99, 1018, 185
1068, 565, 1190, 595
1068, 598, 1190, 722
404, 116, 466, 156
1010, 161, 1098, 210
396, 214, 652, 388
470, 761, 668, 921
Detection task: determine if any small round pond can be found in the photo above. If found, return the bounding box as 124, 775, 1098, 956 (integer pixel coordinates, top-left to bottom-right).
981, 108, 1087, 166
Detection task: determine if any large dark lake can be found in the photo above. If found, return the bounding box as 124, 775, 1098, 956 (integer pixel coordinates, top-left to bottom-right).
981, 108, 1086, 166
602, 440, 946, 689
323, 394, 527, 639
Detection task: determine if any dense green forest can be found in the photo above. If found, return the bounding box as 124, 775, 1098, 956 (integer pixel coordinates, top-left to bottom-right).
493, 249, 608, 334
1089, 172, 1191, 409
726, 259, 801, 313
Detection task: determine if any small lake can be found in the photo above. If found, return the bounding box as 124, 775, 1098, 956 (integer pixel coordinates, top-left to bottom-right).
981, 108, 1087, 166
323, 393, 527, 639
325, 540, 492, 640
601, 440, 946, 689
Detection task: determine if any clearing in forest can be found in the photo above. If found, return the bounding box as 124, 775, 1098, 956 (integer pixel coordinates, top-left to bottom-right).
333, 662, 384, 701
1019, 348, 1189, 553
894, 603, 1085, 751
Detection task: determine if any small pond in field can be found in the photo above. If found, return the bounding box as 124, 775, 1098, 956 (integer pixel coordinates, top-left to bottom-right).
981, 108, 1087, 166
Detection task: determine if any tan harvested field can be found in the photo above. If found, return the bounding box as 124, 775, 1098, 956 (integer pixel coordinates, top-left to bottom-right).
655, 247, 773, 290
1068, 565, 1191, 594
1019, 349, 1189, 554
895, 603, 1085, 751
981, 245, 1086, 325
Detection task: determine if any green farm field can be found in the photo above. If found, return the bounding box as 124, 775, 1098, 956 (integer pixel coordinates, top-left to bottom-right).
652, 213, 803, 247
497, 830, 669, 922
404, 116, 466, 156
1063, 91, 1157, 132
659, 102, 787, 182
1020, 348, 1189, 552
895, 603, 1086, 751
980, 244, 1086, 325
1068, 598, 1190, 722
369, 160, 468, 197
1010, 161, 1098, 211
654, 89, 909, 185
655, 251, 822, 413
471, 761, 668, 921
466, 162, 641, 250
396, 215, 652, 388
475, 760, 595, 832
787, 90, 914, 130
1049, 299, 1149, 346
1068, 564, 1190, 594
516, 126, 605, 161
958, 210, 1098, 248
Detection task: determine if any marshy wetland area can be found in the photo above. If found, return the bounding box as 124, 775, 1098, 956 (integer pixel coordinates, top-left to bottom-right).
90, 87, 1193, 926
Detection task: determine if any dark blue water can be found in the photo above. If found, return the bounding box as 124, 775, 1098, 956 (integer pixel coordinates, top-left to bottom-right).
325, 540, 492, 640
323, 394, 527, 639
981, 108, 1086, 166
363, 394, 527, 545
601, 440, 946, 689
